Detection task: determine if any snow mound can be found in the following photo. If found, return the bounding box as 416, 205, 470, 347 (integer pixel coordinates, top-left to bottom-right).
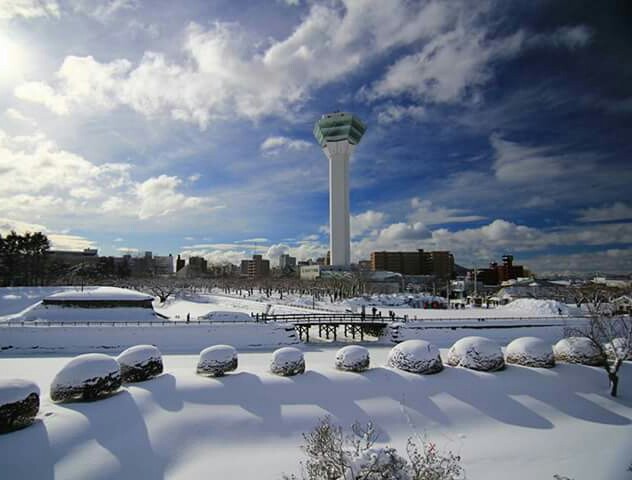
50, 353, 122, 403
447, 336, 505, 371
505, 337, 555, 368
270, 347, 305, 376
15, 305, 162, 323
45, 287, 153, 302
500, 299, 577, 316
604, 337, 632, 361
553, 337, 604, 365
343, 293, 446, 309
200, 311, 253, 322
335, 345, 370, 372
197, 345, 238, 377
0, 379, 39, 434
387, 339, 443, 374
117, 345, 163, 383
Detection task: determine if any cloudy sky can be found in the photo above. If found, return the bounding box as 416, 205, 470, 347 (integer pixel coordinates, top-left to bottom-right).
0, 0, 630, 275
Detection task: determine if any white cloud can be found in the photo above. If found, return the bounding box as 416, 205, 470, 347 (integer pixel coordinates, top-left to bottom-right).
136, 175, 219, 220
4, 108, 37, 126
266, 243, 290, 260
0, 217, 48, 235
0, 0, 60, 19
0, 129, 221, 225
577, 203, 632, 223
260, 136, 311, 153
490, 134, 595, 184
14, 82, 69, 115
365, 22, 592, 104
376, 104, 425, 124
13, 1, 458, 127
408, 199, 485, 225
0, 217, 95, 251
188, 173, 201, 182
69, 0, 138, 21
525, 248, 632, 276
350, 210, 386, 238
15, 56, 132, 115
48, 233, 96, 251
350, 217, 632, 265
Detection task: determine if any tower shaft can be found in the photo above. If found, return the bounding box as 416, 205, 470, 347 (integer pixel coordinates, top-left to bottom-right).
324, 141, 353, 266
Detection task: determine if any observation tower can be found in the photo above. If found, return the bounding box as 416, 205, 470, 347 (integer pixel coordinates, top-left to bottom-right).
313, 112, 366, 267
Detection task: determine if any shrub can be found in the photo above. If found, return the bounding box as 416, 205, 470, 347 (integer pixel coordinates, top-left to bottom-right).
282, 417, 464, 480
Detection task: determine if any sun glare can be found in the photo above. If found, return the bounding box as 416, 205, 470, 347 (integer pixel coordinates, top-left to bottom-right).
0, 34, 25, 80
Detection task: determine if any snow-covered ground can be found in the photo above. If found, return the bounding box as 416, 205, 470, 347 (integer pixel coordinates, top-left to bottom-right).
0, 347, 630, 479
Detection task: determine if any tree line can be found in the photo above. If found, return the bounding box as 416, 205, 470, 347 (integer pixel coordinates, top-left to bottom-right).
0, 231, 51, 286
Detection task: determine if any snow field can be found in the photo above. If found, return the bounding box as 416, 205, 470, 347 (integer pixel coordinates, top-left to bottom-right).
0, 347, 631, 479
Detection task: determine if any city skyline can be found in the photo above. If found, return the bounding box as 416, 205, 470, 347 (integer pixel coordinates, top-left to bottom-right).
0, 0, 631, 275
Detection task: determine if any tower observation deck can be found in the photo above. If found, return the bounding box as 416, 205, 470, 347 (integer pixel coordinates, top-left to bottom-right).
313, 112, 366, 267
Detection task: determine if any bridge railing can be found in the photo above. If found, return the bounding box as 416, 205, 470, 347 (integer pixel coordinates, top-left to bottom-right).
0, 313, 587, 327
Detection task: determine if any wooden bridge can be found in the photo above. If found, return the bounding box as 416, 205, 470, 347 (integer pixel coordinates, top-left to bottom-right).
256, 312, 394, 342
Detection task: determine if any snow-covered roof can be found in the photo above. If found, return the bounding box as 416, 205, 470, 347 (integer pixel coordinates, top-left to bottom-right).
45, 287, 154, 302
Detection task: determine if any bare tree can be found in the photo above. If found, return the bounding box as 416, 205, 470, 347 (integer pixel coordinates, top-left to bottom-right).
567, 287, 632, 397
282, 417, 463, 480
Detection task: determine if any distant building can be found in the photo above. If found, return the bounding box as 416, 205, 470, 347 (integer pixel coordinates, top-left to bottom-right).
279, 254, 297, 270
240, 254, 270, 279
189, 256, 208, 275
300, 265, 322, 280
47, 248, 99, 267
370, 249, 454, 279
153, 254, 174, 275
176, 255, 186, 272
476, 255, 525, 286
357, 260, 372, 271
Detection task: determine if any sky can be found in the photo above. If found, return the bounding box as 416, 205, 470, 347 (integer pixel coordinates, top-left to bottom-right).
0, 0, 631, 276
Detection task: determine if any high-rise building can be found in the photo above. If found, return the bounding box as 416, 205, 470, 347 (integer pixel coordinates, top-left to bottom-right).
370, 250, 454, 279
279, 254, 296, 270
240, 254, 270, 279
476, 255, 525, 285
314, 112, 366, 267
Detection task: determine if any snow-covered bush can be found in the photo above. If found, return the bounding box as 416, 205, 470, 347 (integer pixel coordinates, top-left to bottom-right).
604, 337, 632, 361
447, 336, 505, 371
505, 337, 555, 368
271, 347, 305, 376
553, 337, 604, 366
0, 379, 39, 434
50, 353, 121, 403
282, 417, 464, 480
197, 345, 238, 377
387, 340, 443, 374
116, 345, 163, 383
335, 345, 370, 372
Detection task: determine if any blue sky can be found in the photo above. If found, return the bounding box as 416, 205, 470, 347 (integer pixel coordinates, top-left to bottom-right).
0, 0, 630, 275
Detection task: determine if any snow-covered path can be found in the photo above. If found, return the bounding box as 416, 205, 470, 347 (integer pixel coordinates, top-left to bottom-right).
1, 347, 631, 480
